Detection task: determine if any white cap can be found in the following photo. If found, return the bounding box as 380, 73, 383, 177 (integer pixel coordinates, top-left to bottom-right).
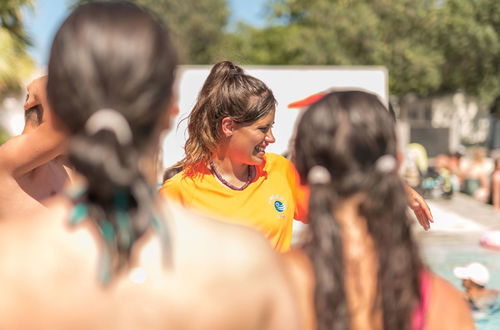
453, 262, 490, 286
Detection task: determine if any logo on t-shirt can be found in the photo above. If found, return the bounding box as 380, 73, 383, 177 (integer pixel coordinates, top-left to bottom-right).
274, 200, 285, 212
269, 195, 287, 217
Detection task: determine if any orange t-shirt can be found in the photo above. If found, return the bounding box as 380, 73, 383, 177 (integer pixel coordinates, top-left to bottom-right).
160, 153, 309, 252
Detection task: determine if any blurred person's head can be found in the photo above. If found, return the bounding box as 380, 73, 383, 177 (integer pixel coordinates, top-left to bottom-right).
471, 147, 486, 163
434, 154, 449, 171
294, 90, 422, 330
46, 1, 177, 283
179, 60, 276, 175
454, 262, 490, 289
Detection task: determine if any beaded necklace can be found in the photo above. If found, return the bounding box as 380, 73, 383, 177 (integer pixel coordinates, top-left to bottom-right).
209, 161, 255, 191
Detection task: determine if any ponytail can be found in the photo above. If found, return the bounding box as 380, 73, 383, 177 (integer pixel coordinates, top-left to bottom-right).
294, 90, 423, 330
69, 111, 170, 285
46, 1, 178, 285
360, 171, 422, 330
304, 183, 349, 330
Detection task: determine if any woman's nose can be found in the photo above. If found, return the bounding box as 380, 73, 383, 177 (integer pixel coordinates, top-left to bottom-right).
265, 129, 276, 144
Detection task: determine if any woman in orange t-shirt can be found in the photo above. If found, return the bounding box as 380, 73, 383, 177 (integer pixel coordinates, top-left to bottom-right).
161, 61, 308, 252
161, 61, 434, 252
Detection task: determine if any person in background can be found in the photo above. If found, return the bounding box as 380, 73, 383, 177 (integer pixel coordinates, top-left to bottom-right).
285, 90, 473, 330
448, 150, 464, 195
454, 262, 499, 312
161, 60, 309, 252
0, 2, 300, 329
490, 158, 500, 209
462, 147, 489, 202
0, 76, 72, 217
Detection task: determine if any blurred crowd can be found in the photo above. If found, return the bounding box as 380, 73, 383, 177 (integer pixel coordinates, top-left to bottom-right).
403, 144, 500, 209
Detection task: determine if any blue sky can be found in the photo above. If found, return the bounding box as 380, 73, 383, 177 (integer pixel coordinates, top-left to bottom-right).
24, 0, 268, 66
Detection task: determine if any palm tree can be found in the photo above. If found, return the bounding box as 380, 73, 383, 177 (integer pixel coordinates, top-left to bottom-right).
0, 29, 34, 97
0, 0, 35, 97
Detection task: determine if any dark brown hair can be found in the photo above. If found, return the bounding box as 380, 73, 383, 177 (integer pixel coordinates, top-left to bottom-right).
294, 91, 422, 330
47, 1, 177, 283
175, 60, 276, 176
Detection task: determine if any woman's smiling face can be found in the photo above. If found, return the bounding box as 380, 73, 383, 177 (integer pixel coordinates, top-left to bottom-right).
225, 108, 276, 165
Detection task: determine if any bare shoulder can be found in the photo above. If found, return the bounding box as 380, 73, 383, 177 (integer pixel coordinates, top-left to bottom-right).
0, 197, 98, 275
168, 200, 282, 270
0, 198, 101, 328
164, 201, 301, 329
426, 273, 474, 330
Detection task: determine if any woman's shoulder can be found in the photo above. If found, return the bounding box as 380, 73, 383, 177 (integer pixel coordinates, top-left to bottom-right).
166, 200, 282, 266
425, 272, 475, 330
265, 153, 290, 165
160, 169, 204, 198
163, 202, 300, 321
0, 198, 102, 325
0, 196, 99, 272
263, 153, 294, 172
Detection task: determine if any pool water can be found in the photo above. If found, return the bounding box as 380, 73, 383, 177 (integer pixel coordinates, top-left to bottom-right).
420, 236, 500, 329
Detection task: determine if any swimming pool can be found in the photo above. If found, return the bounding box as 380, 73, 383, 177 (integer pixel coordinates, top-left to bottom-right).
417, 199, 500, 329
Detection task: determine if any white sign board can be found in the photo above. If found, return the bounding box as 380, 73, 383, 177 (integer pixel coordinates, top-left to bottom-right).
161, 65, 388, 168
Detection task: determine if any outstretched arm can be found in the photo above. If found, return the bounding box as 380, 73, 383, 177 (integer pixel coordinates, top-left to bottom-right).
405, 185, 433, 230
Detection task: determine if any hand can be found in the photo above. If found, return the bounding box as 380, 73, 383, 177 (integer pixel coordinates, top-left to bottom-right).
405, 185, 433, 230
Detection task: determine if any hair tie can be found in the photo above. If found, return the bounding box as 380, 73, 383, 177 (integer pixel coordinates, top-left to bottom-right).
307, 165, 331, 185
375, 154, 397, 173
85, 108, 132, 145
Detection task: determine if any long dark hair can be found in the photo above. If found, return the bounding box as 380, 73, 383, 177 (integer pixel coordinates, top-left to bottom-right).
294, 91, 422, 330
47, 1, 177, 284
175, 60, 276, 176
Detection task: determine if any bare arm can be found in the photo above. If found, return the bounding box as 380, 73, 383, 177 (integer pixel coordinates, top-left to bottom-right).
405, 184, 433, 230
0, 118, 67, 177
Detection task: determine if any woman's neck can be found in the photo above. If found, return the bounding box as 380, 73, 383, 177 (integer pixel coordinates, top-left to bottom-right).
211, 154, 250, 184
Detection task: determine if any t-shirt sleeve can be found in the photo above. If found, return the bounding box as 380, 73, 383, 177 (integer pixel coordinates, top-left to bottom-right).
159, 175, 185, 204
284, 158, 309, 223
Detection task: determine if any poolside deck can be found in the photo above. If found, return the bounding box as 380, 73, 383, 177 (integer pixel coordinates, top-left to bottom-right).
414, 193, 500, 245
414, 193, 500, 290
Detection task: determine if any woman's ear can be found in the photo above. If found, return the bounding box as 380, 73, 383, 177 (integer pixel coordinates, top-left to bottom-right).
221, 117, 235, 137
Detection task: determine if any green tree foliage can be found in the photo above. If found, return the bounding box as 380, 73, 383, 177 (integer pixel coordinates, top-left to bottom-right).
71, 0, 499, 100
439, 0, 500, 101
73, 0, 229, 64
228, 0, 499, 100
0, 29, 34, 97
0, 0, 33, 44
230, 0, 444, 96
0, 0, 34, 97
